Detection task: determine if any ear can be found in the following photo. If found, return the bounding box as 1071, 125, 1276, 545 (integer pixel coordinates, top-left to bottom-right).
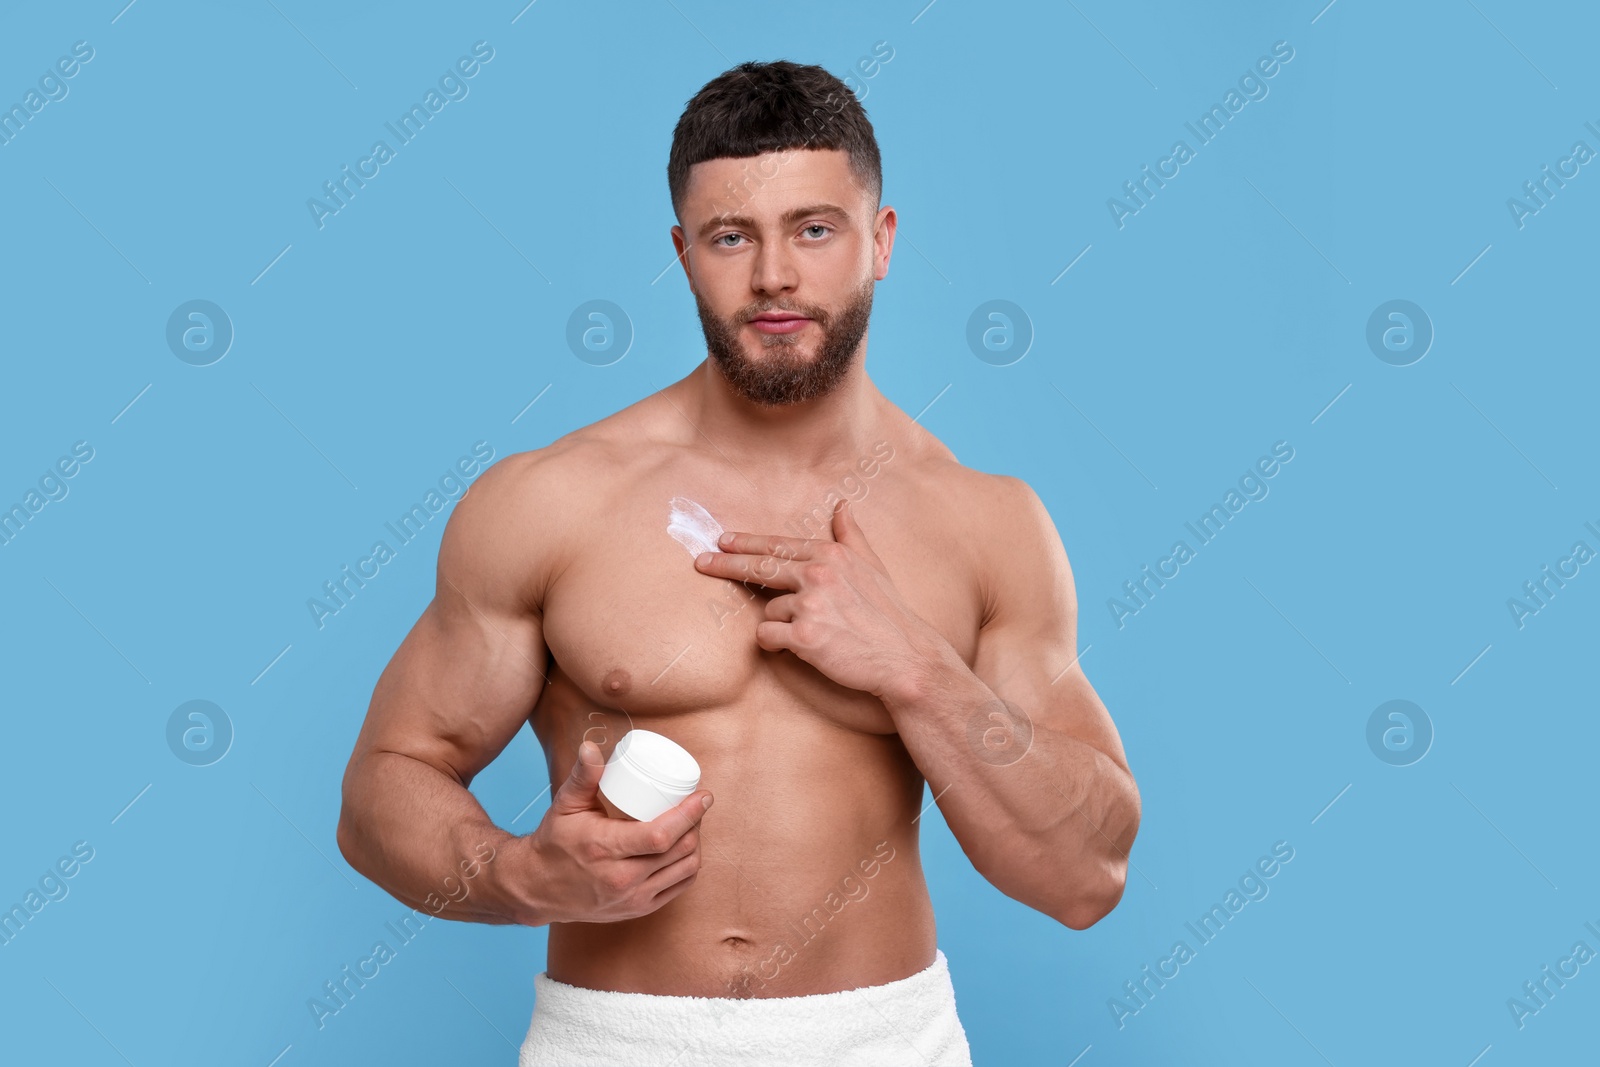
670, 224, 696, 293
872, 205, 896, 282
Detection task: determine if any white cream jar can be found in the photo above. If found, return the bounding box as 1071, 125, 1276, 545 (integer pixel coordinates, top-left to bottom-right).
597, 729, 701, 821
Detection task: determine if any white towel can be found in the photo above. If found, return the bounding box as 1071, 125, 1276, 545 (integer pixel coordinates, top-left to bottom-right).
519, 947, 973, 1066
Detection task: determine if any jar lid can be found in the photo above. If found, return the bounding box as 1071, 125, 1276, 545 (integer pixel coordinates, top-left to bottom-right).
615, 729, 700, 792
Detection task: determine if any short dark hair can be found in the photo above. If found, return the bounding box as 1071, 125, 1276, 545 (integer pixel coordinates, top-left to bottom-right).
667, 60, 882, 223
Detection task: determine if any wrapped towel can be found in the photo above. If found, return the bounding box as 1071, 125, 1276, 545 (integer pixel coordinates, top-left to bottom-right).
519, 947, 973, 1066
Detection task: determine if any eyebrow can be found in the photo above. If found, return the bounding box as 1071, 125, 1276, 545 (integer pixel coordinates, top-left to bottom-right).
695, 203, 850, 241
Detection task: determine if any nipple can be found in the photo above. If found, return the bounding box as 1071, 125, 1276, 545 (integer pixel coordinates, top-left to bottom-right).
602, 668, 633, 697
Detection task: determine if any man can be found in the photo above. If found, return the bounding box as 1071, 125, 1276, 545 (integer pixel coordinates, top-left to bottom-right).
337, 59, 1140, 1066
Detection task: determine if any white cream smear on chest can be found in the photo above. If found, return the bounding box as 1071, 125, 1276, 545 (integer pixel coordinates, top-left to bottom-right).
667, 496, 725, 558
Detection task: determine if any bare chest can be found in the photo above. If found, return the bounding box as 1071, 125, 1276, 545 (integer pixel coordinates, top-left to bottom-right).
535, 485, 982, 735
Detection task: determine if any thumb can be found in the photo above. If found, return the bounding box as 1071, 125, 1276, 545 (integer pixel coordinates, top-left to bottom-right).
551, 739, 606, 815
831, 499, 886, 572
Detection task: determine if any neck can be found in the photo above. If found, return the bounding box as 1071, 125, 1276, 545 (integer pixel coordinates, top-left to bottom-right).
672, 348, 884, 476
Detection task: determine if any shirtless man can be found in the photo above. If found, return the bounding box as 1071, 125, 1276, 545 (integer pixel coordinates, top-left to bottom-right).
336, 59, 1140, 1066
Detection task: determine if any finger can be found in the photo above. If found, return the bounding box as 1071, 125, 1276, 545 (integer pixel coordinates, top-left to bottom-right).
694, 551, 801, 590
764, 593, 799, 623
644, 824, 701, 875
715, 530, 816, 561
615, 788, 713, 857
754, 619, 793, 652
550, 740, 607, 815
646, 870, 700, 912
640, 849, 702, 902
831, 499, 888, 573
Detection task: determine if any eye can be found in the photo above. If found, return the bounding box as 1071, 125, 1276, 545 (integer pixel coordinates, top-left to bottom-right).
713, 233, 745, 247
802, 224, 831, 239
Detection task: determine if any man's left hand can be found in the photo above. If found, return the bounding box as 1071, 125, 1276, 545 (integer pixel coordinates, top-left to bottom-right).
692, 498, 945, 701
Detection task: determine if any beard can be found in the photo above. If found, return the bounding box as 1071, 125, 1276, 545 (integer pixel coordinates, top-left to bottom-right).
694, 275, 875, 407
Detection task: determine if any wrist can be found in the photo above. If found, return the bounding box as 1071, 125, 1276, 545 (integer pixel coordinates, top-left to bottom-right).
480, 831, 552, 927
881, 630, 963, 711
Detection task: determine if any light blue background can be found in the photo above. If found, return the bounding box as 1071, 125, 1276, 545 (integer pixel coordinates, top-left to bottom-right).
2, 1, 1596, 1064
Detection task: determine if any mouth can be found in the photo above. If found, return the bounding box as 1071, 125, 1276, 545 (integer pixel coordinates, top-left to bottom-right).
748, 313, 812, 336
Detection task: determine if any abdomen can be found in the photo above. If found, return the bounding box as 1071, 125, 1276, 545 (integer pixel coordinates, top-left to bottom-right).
538, 679, 938, 996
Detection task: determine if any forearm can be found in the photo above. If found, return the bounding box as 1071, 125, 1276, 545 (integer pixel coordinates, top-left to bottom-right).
884, 647, 1141, 928
337, 749, 543, 926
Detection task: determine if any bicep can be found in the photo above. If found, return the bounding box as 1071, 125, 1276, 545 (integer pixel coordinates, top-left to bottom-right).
349, 455, 553, 788
969, 477, 1129, 773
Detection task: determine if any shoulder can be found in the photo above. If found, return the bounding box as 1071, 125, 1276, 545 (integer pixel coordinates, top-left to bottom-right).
910, 458, 1069, 627
901, 444, 1056, 546
876, 402, 1051, 535
441, 387, 693, 605
972, 471, 1059, 546
469, 426, 628, 504
465, 387, 671, 516
437, 424, 637, 612
946, 463, 1047, 522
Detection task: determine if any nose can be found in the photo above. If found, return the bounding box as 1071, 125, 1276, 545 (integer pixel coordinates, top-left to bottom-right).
750, 238, 799, 298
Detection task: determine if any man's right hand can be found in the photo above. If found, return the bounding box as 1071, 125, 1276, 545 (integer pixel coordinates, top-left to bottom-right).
524, 739, 712, 925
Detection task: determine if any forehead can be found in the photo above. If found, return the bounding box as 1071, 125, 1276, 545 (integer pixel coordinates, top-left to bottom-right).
681, 147, 868, 223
